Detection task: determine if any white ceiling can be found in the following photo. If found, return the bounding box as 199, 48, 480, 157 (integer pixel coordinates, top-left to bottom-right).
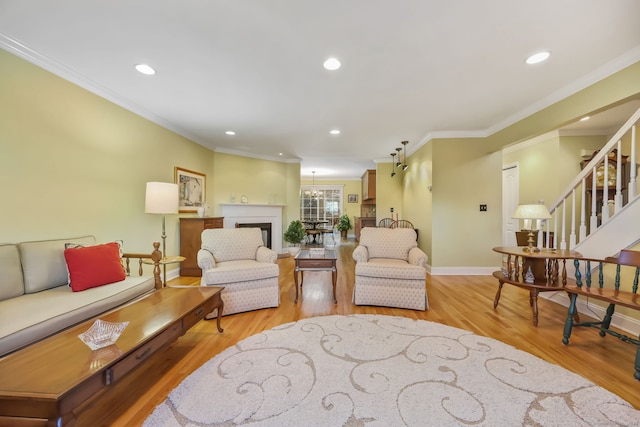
1, 1, 640, 179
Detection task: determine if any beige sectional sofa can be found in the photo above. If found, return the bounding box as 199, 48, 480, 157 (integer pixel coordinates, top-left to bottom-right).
0, 235, 159, 357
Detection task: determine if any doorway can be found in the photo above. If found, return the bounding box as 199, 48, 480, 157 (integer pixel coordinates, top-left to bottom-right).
502, 163, 519, 246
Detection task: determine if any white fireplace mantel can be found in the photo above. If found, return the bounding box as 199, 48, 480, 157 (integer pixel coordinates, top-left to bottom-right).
220, 203, 285, 253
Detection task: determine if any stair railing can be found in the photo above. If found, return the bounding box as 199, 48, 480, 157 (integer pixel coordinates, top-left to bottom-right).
545, 107, 640, 250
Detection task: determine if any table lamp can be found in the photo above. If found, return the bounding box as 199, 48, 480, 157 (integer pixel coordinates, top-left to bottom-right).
512, 203, 551, 253
145, 182, 179, 259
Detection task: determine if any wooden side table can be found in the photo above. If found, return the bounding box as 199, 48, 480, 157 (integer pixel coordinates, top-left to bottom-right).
294, 249, 337, 304
492, 246, 581, 326
143, 255, 185, 288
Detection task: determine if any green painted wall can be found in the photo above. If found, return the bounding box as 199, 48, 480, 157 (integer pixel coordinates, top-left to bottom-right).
0, 50, 300, 270
430, 138, 503, 267
2, 45, 639, 273
376, 162, 404, 225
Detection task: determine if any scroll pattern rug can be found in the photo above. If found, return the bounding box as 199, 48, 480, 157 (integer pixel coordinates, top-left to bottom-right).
144, 315, 640, 426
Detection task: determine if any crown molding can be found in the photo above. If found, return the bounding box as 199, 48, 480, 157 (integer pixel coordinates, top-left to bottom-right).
214, 147, 301, 163
486, 45, 640, 136
502, 130, 559, 154
3, 30, 638, 167
0, 32, 207, 147
414, 46, 640, 153
557, 127, 617, 137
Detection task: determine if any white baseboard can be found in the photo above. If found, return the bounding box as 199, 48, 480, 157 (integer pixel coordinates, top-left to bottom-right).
544, 291, 640, 337
166, 268, 182, 283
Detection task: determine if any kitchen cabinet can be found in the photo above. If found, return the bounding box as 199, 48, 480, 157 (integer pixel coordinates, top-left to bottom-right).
355, 216, 377, 241
362, 169, 376, 201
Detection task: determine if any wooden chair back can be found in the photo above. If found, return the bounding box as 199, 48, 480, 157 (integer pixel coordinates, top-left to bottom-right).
391, 220, 414, 229
378, 218, 394, 228
563, 249, 640, 379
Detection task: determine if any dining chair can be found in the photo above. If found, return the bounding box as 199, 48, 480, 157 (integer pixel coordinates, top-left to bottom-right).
391, 220, 414, 229
378, 218, 394, 228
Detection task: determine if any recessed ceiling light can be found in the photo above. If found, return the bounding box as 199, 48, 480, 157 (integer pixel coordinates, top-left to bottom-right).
135, 64, 156, 75
323, 57, 341, 71
580, 116, 590, 122
225, 130, 236, 136
279, 152, 284, 156
329, 129, 341, 135
525, 51, 550, 65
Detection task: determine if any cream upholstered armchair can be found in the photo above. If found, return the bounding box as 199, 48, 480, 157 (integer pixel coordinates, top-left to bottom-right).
352, 227, 428, 310
198, 228, 279, 317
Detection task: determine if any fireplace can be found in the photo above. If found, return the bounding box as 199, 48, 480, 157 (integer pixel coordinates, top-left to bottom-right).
220, 203, 285, 253
236, 222, 272, 249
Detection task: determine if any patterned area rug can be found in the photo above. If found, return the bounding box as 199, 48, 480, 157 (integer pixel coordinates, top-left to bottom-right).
145, 315, 640, 426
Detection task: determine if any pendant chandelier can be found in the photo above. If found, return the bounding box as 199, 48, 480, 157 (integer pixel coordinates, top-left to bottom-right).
390, 153, 397, 177
401, 140, 409, 171
391, 140, 409, 177
311, 171, 318, 198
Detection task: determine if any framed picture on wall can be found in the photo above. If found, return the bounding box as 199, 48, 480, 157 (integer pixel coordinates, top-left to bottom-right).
348, 194, 358, 203
174, 167, 206, 212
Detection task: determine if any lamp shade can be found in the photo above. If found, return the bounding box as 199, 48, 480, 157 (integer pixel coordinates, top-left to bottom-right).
512, 204, 551, 220
145, 182, 179, 214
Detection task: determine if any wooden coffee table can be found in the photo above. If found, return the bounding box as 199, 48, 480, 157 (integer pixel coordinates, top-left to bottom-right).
0, 286, 223, 426
294, 249, 337, 304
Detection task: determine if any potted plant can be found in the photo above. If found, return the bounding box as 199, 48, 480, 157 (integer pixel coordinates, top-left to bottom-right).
337, 214, 352, 238
284, 220, 306, 256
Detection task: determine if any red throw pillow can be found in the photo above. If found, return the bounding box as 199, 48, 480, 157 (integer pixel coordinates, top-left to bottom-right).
64, 242, 126, 292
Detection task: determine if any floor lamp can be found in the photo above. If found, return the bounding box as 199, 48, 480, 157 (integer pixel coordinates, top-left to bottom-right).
512, 203, 551, 253
145, 182, 179, 260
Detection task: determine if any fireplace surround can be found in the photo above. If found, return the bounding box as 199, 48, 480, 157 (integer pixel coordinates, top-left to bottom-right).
220, 203, 285, 254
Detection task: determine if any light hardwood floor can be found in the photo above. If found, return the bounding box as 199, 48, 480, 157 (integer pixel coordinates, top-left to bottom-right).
76, 240, 640, 426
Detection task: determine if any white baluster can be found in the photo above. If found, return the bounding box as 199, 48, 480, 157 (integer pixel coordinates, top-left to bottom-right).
615, 141, 623, 213
569, 189, 576, 249
560, 198, 567, 250
579, 177, 587, 242
590, 166, 598, 233
602, 156, 609, 222
553, 209, 558, 250
631, 125, 637, 198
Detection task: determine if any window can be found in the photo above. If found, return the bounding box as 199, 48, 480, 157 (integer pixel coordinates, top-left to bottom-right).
300, 185, 343, 226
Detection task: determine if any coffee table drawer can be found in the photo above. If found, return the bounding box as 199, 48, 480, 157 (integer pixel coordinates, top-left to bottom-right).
298, 259, 334, 269
105, 320, 182, 385
183, 302, 212, 330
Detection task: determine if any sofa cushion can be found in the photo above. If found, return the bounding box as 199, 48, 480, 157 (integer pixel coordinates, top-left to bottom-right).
64, 242, 126, 292
0, 275, 154, 356
202, 260, 279, 286
0, 244, 24, 301
359, 228, 417, 260
355, 258, 426, 280
201, 228, 265, 262
19, 236, 96, 293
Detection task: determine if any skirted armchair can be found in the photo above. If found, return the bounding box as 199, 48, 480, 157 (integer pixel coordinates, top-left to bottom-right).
352, 227, 428, 310
198, 228, 280, 317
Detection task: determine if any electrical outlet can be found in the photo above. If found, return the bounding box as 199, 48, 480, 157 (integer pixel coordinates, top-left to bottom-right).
479, 204, 487, 212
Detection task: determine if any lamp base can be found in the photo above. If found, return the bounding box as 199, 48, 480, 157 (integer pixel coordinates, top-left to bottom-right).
521, 230, 540, 253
